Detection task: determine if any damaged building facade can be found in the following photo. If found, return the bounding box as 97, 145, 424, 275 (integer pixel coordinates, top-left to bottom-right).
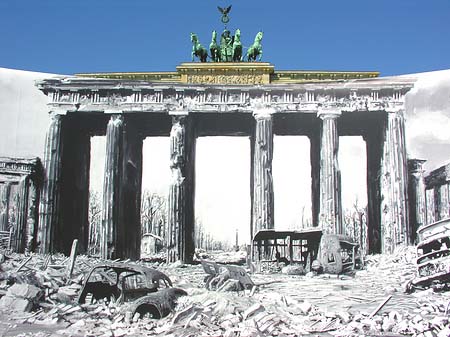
0, 157, 42, 252
29, 62, 420, 262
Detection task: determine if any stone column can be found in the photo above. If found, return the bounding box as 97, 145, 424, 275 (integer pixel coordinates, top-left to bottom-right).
364, 127, 384, 254
380, 110, 409, 253
252, 112, 274, 235
25, 181, 39, 252
0, 183, 11, 232
14, 176, 29, 252
408, 159, 427, 244
100, 115, 143, 260
436, 184, 450, 221
249, 134, 255, 240
425, 188, 436, 225
167, 114, 196, 264
59, 130, 91, 255
101, 115, 123, 259
309, 132, 321, 227
318, 110, 343, 234
38, 114, 64, 253
119, 120, 143, 260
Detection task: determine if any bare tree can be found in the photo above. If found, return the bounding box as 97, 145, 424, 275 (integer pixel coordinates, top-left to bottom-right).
343, 197, 368, 255
141, 190, 167, 238
195, 217, 205, 250
88, 190, 102, 256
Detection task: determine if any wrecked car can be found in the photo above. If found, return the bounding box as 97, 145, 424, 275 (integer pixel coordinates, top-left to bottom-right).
78, 261, 186, 319
407, 218, 450, 292
251, 229, 322, 273
201, 260, 255, 292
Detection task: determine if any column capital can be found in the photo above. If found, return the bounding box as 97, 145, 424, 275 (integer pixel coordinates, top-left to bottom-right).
317, 109, 341, 120
408, 159, 427, 174
168, 110, 189, 116
253, 108, 275, 120
385, 107, 405, 114
109, 113, 123, 120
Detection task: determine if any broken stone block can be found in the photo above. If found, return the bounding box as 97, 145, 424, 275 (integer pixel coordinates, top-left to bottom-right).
243, 303, 265, 320
281, 265, 304, 275
336, 311, 351, 323
8, 283, 43, 301
382, 317, 396, 332
430, 316, 448, 328
438, 326, 450, 337
424, 330, 437, 337
0, 295, 32, 312
298, 301, 312, 314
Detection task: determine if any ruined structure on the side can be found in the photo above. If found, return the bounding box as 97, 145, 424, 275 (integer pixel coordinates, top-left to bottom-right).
0, 157, 42, 252
34, 62, 416, 262
424, 162, 450, 227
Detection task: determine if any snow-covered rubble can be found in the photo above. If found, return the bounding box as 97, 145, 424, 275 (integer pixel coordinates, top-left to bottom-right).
0, 247, 448, 336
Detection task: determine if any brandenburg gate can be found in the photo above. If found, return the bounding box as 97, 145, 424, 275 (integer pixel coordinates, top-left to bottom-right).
35, 61, 414, 263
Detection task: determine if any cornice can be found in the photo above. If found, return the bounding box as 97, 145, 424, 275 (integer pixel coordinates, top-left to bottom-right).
75, 63, 380, 85
36, 75, 414, 116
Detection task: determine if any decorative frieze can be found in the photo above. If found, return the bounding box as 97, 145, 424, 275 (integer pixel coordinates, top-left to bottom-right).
38, 77, 413, 116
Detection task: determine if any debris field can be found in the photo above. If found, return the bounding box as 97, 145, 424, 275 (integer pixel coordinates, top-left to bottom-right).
0, 247, 449, 337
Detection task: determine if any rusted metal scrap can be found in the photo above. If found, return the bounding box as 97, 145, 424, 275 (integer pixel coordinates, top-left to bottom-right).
78, 261, 186, 319
251, 229, 322, 273
201, 260, 255, 291
318, 234, 363, 274
407, 218, 450, 292
250, 230, 362, 275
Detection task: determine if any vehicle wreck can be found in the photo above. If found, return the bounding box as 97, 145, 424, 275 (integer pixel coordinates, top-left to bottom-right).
78, 262, 187, 319
407, 218, 450, 292
251, 229, 362, 275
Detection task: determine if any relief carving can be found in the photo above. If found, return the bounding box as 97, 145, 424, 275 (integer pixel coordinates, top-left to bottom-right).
107, 93, 126, 106
187, 74, 264, 85
59, 93, 71, 103
79, 94, 92, 104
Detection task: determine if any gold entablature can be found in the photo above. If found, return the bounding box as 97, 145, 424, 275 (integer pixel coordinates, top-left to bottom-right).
76, 62, 379, 85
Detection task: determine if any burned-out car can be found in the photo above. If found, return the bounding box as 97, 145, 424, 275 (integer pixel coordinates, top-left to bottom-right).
78, 262, 186, 319
407, 218, 450, 292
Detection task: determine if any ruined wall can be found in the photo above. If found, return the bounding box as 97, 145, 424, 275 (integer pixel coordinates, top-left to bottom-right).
2, 67, 450, 254
0, 68, 58, 159
424, 163, 450, 225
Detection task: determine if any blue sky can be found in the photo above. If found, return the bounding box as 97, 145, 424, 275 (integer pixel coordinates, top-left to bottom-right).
1, 0, 450, 76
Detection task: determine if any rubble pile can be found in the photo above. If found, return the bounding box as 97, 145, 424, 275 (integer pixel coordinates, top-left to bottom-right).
0, 247, 448, 336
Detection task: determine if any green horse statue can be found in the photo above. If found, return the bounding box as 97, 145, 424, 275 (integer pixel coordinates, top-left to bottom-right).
209, 30, 220, 62
246, 31, 263, 62
232, 29, 242, 62
190, 33, 208, 62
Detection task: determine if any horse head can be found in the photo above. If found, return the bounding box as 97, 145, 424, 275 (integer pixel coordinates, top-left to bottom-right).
190, 33, 198, 43
255, 31, 263, 43
234, 29, 241, 41
212, 30, 217, 42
